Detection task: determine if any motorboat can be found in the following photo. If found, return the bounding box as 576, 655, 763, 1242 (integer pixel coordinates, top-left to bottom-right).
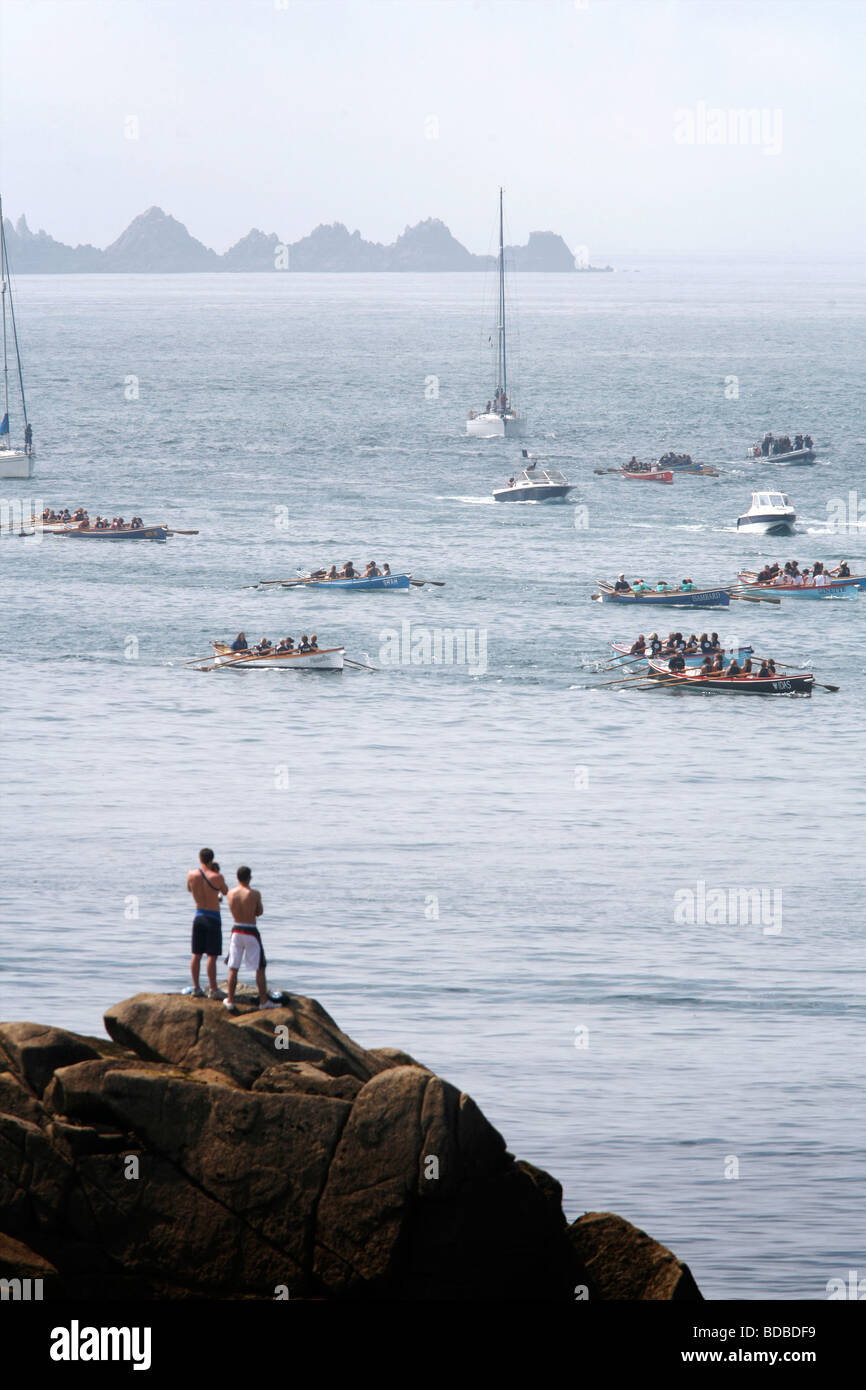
736, 490, 796, 534
492, 451, 573, 502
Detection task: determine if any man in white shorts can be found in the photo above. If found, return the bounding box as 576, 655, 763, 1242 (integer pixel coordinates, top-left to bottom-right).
223, 866, 279, 1013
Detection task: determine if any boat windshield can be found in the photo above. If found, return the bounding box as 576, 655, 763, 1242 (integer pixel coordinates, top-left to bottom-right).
767, 493, 786, 507
517, 467, 567, 485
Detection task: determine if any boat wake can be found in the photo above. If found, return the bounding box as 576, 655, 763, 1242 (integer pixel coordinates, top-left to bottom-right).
439, 494, 496, 504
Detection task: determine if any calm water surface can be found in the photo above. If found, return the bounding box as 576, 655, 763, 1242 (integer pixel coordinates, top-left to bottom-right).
1, 260, 865, 1298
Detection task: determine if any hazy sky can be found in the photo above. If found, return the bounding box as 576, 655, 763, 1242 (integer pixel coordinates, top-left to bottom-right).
1, 0, 864, 256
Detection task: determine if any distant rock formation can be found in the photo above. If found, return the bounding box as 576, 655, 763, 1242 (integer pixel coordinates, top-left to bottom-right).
0, 990, 700, 1300
2, 208, 604, 272
101, 206, 220, 273
4, 214, 103, 272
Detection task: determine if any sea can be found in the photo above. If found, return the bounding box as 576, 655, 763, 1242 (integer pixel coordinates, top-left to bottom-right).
1, 258, 865, 1300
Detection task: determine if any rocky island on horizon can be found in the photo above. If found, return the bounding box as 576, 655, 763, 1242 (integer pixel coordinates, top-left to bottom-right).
2, 205, 614, 274
0, 989, 699, 1300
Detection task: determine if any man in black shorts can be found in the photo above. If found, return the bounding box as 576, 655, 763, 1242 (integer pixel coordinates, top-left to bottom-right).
186, 848, 229, 999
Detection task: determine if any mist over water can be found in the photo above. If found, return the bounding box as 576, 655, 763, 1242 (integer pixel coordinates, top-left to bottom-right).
2, 262, 865, 1298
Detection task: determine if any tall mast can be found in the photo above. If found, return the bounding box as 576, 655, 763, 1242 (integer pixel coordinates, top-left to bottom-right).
1, 199, 28, 429
0, 196, 9, 428
498, 187, 507, 410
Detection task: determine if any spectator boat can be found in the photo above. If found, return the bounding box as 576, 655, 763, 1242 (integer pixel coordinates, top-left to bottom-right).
492, 452, 573, 502
736, 491, 796, 534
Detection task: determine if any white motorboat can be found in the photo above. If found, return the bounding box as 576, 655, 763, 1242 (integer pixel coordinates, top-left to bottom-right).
0, 195, 33, 479
736, 490, 796, 534
466, 189, 523, 439
493, 451, 573, 502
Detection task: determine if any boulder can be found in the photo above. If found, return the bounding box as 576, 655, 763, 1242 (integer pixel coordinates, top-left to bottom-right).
569, 1212, 703, 1300
0, 991, 703, 1299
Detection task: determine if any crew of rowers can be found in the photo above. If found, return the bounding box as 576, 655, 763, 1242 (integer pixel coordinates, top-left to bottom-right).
627, 631, 777, 680
754, 559, 851, 586
39, 507, 145, 530
752, 432, 813, 458
228, 632, 319, 655
613, 574, 698, 593
623, 453, 692, 472
308, 561, 392, 580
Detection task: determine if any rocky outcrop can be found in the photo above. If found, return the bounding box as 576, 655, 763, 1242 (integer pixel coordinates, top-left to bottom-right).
0, 993, 699, 1299
3, 211, 601, 272
101, 206, 220, 272
569, 1212, 703, 1300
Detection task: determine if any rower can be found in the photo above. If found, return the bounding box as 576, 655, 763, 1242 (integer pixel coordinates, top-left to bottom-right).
758, 660, 772, 678
656, 579, 668, 593
742, 658, 753, 674
699, 632, 712, 654
686, 633, 699, 651
231, 632, 248, 652
613, 573, 631, 593
834, 561, 851, 577
668, 651, 686, 672
325, 565, 338, 580
710, 652, 724, 673
365, 561, 381, 577
341, 561, 356, 579
648, 632, 663, 656
726, 657, 742, 678
277, 637, 294, 652
309, 634, 319, 650
700, 657, 713, 675
382, 564, 391, 576
681, 578, 695, 592
629, 635, 646, 655
299, 634, 312, 653
710, 632, 721, 651
256, 637, 272, 654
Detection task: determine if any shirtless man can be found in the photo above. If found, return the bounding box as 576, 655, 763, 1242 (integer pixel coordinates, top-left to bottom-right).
224, 866, 279, 1013
187, 848, 229, 999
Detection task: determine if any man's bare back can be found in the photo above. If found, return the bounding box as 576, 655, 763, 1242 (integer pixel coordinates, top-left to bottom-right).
228, 883, 263, 926
187, 865, 228, 910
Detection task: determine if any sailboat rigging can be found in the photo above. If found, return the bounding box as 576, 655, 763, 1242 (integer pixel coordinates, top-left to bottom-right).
466, 188, 523, 438
0, 195, 33, 479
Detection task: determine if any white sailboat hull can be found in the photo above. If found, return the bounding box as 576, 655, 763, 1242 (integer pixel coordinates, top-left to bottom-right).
0, 448, 32, 479
466, 411, 522, 439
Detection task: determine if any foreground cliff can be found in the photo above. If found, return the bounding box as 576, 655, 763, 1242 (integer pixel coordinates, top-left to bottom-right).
0, 993, 700, 1300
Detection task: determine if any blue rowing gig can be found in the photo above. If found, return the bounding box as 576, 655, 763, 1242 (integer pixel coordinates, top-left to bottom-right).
596, 580, 731, 608
736, 570, 863, 599
258, 573, 412, 592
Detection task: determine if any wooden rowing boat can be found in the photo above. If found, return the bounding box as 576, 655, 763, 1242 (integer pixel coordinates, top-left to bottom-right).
734, 572, 859, 600
209, 642, 344, 670
737, 569, 865, 593
647, 659, 813, 695
597, 581, 731, 608
620, 469, 673, 483
256, 573, 412, 591
610, 642, 752, 667
53, 523, 169, 542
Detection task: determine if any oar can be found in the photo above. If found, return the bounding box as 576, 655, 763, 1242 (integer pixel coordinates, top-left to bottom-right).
410, 579, 446, 587
344, 657, 378, 671
730, 591, 781, 605
588, 672, 661, 688
165, 529, 199, 536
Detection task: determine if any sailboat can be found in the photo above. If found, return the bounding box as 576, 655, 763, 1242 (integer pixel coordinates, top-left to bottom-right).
466, 189, 523, 438
0, 196, 33, 479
